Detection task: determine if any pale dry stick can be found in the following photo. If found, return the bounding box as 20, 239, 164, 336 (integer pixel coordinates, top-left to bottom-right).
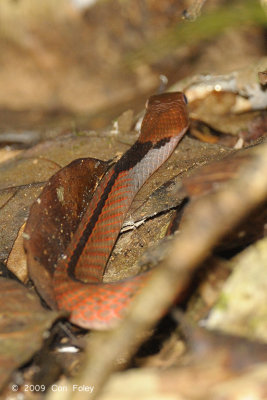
48, 142, 267, 400
182, 0, 208, 20
0, 131, 40, 145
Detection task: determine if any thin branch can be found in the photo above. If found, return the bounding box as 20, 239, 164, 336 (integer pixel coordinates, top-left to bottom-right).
182, 0, 208, 21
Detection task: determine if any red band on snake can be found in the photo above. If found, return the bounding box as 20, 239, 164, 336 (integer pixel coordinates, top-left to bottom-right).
53, 92, 189, 330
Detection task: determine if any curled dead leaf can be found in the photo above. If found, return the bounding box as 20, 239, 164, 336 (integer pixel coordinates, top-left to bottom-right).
24, 157, 109, 308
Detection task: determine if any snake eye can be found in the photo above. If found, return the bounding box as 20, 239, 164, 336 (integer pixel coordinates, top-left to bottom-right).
182, 93, 188, 104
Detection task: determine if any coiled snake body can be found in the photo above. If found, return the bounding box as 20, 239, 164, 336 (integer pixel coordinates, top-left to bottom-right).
53, 92, 189, 329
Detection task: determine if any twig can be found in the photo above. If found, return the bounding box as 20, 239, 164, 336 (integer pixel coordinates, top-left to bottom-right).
182, 0, 208, 21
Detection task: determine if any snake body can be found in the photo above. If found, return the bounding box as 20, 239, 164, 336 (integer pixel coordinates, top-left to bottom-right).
53, 92, 189, 329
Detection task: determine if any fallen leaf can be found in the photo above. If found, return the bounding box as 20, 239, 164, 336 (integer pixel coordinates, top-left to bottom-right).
0, 133, 129, 263
181, 147, 267, 250
0, 278, 63, 390
206, 236, 267, 342
6, 223, 28, 283
24, 157, 109, 308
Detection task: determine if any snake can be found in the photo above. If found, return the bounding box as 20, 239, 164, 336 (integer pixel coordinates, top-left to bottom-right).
53, 92, 189, 330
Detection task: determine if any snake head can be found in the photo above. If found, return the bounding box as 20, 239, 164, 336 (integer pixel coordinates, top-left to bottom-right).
140, 91, 189, 144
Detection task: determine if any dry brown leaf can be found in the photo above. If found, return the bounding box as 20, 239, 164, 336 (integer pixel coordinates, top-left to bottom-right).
24, 157, 109, 308
6, 223, 28, 283
0, 278, 63, 390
